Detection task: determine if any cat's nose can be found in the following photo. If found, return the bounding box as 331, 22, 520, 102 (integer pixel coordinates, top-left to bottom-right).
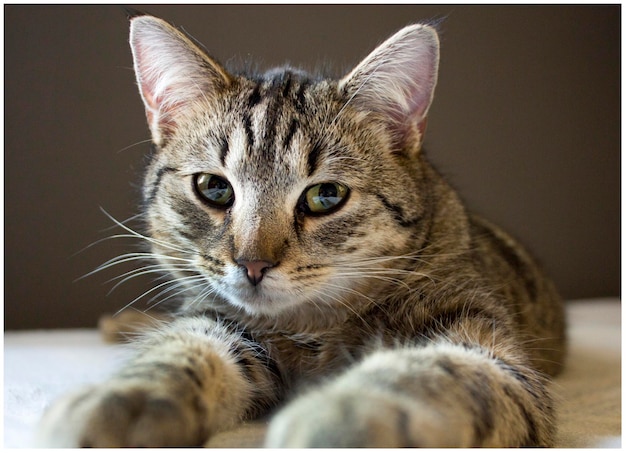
236, 259, 275, 286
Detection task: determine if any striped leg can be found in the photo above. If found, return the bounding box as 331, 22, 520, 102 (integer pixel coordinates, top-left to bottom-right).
36, 317, 280, 447
266, 340, 554, 447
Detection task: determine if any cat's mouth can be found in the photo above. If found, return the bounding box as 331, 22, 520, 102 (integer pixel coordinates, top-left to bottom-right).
223, 283, 299, 316
213, 269, 367, 319
199, 261, 366, 317
215, 268, 302, 316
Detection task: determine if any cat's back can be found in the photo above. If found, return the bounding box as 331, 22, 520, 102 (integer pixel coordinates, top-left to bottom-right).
468, 214, 566, 376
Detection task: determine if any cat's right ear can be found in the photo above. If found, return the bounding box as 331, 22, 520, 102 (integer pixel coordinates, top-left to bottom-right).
129, 16, 232, 146
338, 24, 439, 156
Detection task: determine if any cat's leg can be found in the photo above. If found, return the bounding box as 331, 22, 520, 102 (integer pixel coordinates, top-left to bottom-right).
266, 331, 555, 447
36, 316, 280, 447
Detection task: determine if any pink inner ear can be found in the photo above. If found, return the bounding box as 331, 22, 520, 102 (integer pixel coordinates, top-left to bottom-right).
338, 25, 439, 153
131, 37, 187, 143
130, 16, 233, 145
133, 43, 160, 128
134, 44, 164, 115
407, 61, 437, 122
385, 58, 437, 148
144, 99, 180, 140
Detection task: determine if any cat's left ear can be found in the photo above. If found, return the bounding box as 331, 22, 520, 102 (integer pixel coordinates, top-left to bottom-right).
129, 15, 233, 146
338, 24, 439, 155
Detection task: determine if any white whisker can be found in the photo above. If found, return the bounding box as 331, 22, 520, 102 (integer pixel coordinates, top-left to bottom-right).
99, 208, 191, 254
105, 264, 197, 294
114, 273, 207, 316
116, 138, 153, 154
78, 252, 194, 282
182, 283, 219, 312
145, 276, 208, 308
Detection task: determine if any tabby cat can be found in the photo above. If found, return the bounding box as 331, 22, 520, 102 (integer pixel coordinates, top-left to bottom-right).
36, 13, 566, 447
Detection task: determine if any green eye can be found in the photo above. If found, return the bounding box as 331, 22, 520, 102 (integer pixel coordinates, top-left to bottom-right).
194, 173, 234, 208
302, 182, 349, 215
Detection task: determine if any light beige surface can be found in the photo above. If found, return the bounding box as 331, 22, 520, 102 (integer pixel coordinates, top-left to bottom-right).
207, 299, 622, 448
4, 299, 620, 447
553, 300, 621, 447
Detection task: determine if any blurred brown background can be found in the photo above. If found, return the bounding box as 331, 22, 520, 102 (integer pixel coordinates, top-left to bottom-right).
5, 5, 620, 330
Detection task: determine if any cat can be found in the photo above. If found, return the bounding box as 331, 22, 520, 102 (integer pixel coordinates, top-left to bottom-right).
36, 12, 566, 447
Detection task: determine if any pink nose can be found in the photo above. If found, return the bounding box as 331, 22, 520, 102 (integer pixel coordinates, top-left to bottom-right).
236, 260, 274, 286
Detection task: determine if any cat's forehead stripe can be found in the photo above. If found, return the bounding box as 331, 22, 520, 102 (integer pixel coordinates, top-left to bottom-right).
242, 113, 255, 150
218, 136, 229, 167
307, 142, 322, 177
228, 74, 314, 172
247, 85, 262, 109
282, 119, 300, 152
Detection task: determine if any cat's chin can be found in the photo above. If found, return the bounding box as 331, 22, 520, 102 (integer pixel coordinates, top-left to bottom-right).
211, 269, 360, 320
221, 287, 306, 317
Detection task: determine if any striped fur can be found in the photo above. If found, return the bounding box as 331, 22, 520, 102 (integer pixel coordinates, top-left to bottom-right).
36, 14, 565, 447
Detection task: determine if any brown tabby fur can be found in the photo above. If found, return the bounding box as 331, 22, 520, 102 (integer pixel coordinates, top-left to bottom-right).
36, 13, 565, 448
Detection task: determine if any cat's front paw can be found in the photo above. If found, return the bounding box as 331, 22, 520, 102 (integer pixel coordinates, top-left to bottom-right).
36, 381, 208, 447
265, 387, 468, 448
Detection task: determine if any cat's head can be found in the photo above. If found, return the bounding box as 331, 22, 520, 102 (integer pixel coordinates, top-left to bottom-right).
128, 15, 439, 319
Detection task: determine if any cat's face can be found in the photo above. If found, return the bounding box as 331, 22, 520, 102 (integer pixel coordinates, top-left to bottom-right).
130, 15, 439, 317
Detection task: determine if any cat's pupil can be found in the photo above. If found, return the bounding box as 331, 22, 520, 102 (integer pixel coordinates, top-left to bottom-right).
209, 178, 227, 193
195, 174, 234, 208
303, 182, 349, 215
318, 184, 339, 206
